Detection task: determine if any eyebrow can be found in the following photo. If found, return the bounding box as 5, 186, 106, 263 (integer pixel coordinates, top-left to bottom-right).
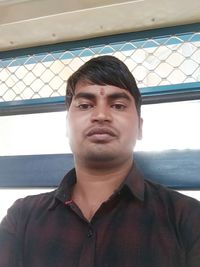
107, 92, 132, 102
74, 92, 96, 101
73, 92, 132, 102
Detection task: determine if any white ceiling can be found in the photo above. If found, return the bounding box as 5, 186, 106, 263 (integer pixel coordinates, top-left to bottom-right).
0, 0, 31, 4
0, 0, 200, 51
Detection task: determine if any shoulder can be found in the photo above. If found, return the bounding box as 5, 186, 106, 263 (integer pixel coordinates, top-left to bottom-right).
145, 178, 199, 202
11, 190, 56, 212
18, 190, 56, 209
0, 190, 56, 233
144, 178, 200, 214
145, 179, 200, 249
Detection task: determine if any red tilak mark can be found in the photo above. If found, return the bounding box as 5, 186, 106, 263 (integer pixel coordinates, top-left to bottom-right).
65, 200, 73, 205
99, 88, 105, 95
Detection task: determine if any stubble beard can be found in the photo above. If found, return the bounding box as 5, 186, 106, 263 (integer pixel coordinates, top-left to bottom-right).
76, 142, 134, 169
85, 144, 117, 162
72, 138, 134, 167
86, 151, 116, 163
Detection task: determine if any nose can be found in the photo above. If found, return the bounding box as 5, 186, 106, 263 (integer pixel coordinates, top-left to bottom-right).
91, 104, 112, 123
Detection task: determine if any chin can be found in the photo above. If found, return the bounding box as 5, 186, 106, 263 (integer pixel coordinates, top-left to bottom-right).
83, 150, 118, 162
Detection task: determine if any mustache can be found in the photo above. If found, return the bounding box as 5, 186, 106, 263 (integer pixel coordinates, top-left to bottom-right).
86, 126, 118, 137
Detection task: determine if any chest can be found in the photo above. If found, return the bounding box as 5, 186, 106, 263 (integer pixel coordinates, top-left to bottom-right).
21, 202, 185, 267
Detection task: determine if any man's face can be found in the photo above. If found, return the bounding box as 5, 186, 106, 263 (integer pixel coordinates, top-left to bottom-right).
67, 82, 142, 165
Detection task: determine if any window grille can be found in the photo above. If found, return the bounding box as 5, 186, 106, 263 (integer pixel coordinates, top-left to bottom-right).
0, 24, 200, 103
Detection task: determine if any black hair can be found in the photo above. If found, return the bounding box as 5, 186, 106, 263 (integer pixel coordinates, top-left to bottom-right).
66, 55, 142, 116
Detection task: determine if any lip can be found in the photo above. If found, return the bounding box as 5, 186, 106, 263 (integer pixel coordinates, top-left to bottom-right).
86, 127, 117, 142
86, 127, 117, 137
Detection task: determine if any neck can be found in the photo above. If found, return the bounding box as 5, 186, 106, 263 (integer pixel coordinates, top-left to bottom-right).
72, 158, 133, 221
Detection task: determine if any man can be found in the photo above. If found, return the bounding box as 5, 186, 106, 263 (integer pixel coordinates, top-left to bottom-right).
0, 55, 200, 267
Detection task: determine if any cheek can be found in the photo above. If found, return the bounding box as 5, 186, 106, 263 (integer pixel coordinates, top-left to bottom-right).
68, 121, 79, 137
67, 115, 86, 142
121, 117, 140, 139
67, 115, 76, 138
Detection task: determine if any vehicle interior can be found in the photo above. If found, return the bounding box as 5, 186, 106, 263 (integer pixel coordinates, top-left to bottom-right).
0, 0, 200, 220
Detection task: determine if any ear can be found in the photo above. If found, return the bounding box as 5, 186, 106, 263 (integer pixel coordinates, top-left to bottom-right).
137, 117, 143, 140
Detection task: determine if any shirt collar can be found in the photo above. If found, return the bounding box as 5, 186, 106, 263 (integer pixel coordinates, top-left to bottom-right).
48, 168, 76, 210
55, 168, 77, 203
48, 162, 145, 210
122, 163, 145, 201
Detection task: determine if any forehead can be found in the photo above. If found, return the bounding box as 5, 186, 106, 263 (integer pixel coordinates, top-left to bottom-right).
74, 82, 134, 99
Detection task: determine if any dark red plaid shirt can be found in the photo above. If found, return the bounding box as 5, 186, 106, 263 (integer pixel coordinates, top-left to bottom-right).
1, 165, 200, 267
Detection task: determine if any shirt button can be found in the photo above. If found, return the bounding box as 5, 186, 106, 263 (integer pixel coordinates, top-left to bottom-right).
87, 229, 93, 238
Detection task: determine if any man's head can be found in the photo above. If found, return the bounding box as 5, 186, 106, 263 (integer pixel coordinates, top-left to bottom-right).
66, 56, 142, 167
66, 55, 141, 117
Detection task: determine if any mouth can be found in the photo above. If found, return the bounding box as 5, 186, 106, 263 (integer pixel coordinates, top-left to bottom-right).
87, 127, 116, 137
86, 127, 117, 142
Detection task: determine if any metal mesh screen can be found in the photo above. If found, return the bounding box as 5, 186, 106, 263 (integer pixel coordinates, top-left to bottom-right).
0, 29, 200, 102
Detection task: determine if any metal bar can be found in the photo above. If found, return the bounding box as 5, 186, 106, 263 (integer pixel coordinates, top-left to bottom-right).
0, 23, 200, 65
142, 91, 200, 105
1, 83, 200, 115
0, 97, 66, 116
0, 150, 200, 189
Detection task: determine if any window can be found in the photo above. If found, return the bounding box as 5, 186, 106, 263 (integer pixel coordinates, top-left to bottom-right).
1, 24, 200, 221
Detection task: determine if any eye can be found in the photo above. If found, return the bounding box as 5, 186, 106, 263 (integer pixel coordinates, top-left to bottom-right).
111, 103, 127, 111
78, 103, 93, 110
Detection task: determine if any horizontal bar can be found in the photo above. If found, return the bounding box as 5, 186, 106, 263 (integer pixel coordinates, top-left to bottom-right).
1, 23, 200, 59
0, 96, 65, 115
140, 82, 200, 95
142, 90, 200, 105
141, 82, 200, 104
0, 83, 200, 115
0, 150, 200, 189
0, 23, 200, 67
